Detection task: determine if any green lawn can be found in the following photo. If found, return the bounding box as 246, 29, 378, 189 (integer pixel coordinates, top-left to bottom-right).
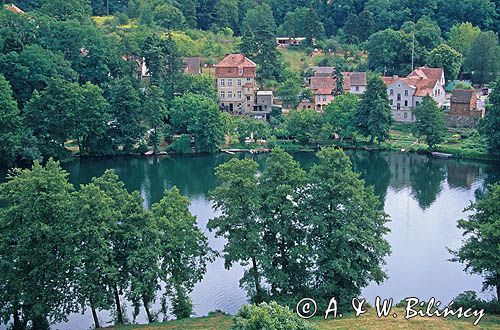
110, 308, 500, 330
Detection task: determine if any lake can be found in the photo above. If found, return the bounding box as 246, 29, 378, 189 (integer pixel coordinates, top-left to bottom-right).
2, 150, 499, 329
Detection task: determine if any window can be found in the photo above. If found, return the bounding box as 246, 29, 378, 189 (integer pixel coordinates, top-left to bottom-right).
390, 89, 394, 95
390, 99, 394, 105
237, 91, 242, 99
404, 112, 408, 119
247, 96, 251, 101
238, 68, 243, 76
397, 103, 401, 110
355, 86, 359, 91
220, 91, 225, 99
416, 101, 420, 106
228, 79, 233, 87
322, 95, 327, 102
404, 90, 408, 96
228, 91, 232, 99
397, 93, 401, 101
404, 100, 408, 107
220, 79, 225, 86
317, 95, 321, 102
247, 78, 251, 81
238, 79, 241, 86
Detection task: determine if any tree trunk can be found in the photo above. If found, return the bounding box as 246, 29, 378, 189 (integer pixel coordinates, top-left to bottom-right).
91, 307, 100, 329
496, 284, 500, 301
143, 296, 153, 323
114, 285, 124, 324
251, 257, 264, 303
12, 304, 22, 330
31, 315, 49, 330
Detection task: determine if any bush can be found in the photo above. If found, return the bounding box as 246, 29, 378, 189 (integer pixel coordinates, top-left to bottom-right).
232, 302, 317, 330
452, 291, 500, 314
170, 134, 192, 154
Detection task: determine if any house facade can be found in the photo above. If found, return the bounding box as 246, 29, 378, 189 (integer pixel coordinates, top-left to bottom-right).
215, 54, 257, 114
310, 76, 336, 112
450, 89, 480, 116
383, 66, 446, 123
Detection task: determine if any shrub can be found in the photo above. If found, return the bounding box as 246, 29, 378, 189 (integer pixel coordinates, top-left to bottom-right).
232, 302, 317, 330
170, 134, 192, 154
452, 291, 500, 314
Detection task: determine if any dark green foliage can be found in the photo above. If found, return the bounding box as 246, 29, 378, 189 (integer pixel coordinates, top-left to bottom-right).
287, 109, 323, 144
209, 148, 390, 310
479, 80, 500, 154
0, 160, 78, 329
464, 31, 500, 84
40, 0, 92, 22
412, 95, 447, 148
449, 183, 500, 300
170, 135, 192, 154
232, 302, 317, 330
357, 75, 394, 143
109, 77, 144, 152
0, 75, 21, 166
0, 45, 77, 106
323, 93, 359, 141
426, 44, 463, 80
143, 85, 168, 153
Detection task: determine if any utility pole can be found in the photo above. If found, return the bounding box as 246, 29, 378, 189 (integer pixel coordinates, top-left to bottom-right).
106, 0, 109, 16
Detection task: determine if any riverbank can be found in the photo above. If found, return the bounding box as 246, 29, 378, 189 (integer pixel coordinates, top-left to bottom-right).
226, 128, 497, 162
110, 308, 500, 329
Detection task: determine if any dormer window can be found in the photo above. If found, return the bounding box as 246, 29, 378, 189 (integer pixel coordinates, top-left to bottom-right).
238, 68, 244, 76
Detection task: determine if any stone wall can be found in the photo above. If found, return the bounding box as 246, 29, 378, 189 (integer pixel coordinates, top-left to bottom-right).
445, 114, 481, 128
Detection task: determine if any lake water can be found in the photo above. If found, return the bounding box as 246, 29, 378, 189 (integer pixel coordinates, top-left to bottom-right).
2, 151, 499, 329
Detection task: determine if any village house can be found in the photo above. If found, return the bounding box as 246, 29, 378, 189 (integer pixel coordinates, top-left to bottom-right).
382, 66, 446, 123
182, 57, 201, 75
215, 54, 257, 114
309, 76, 336, 112
343, 72, 367, 94
449, 89, 480, 117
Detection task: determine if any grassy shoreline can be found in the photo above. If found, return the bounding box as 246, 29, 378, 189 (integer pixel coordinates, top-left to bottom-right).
110, 308, 500, 329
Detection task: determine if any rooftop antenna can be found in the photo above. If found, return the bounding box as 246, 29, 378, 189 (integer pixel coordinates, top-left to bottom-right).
411, 15, 416, 71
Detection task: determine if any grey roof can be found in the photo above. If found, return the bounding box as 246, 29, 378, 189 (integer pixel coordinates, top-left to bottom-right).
346, 72, 367, 86
451, 89, 475, 104
182, 57, 201, 74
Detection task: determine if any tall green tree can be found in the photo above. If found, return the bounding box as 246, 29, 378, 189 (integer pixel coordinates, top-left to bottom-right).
143, 85, 168, 153
323, 93, 359, 141
447, 22, 481, 57
276, 70, 302, 109
0, 160, 78, 329
0, 74, 21, 166
287, 109, 323, 145
479, 80, 500, 154
241, 4, 283, 82
412, 95, 446, 148
259, 149, 310, 304
74, 82, 110, 156
279, 7, 324, 47
23, 79, 81, 160
450, 183, 500, 300
426, 44, 463, 80
188, 98, 225, 153
150, 187, 212, 320
304, 148, 391, 308
464, 31, 500, 85
208, 159, 266, 303
154, 4, 185, 30
109, 77, 144, 152
357, 75, 394, 143
73, 182, 118, 329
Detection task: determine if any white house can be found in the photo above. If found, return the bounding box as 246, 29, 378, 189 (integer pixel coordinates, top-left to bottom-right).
382, 66, 446, 123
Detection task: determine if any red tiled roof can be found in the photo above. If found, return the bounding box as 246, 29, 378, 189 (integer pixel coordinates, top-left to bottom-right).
408, 66, 443, 82
310, 76, 336, 95
215, 54, 256, 68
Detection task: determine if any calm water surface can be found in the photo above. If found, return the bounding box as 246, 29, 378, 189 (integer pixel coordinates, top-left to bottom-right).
2, 151, 499, 329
